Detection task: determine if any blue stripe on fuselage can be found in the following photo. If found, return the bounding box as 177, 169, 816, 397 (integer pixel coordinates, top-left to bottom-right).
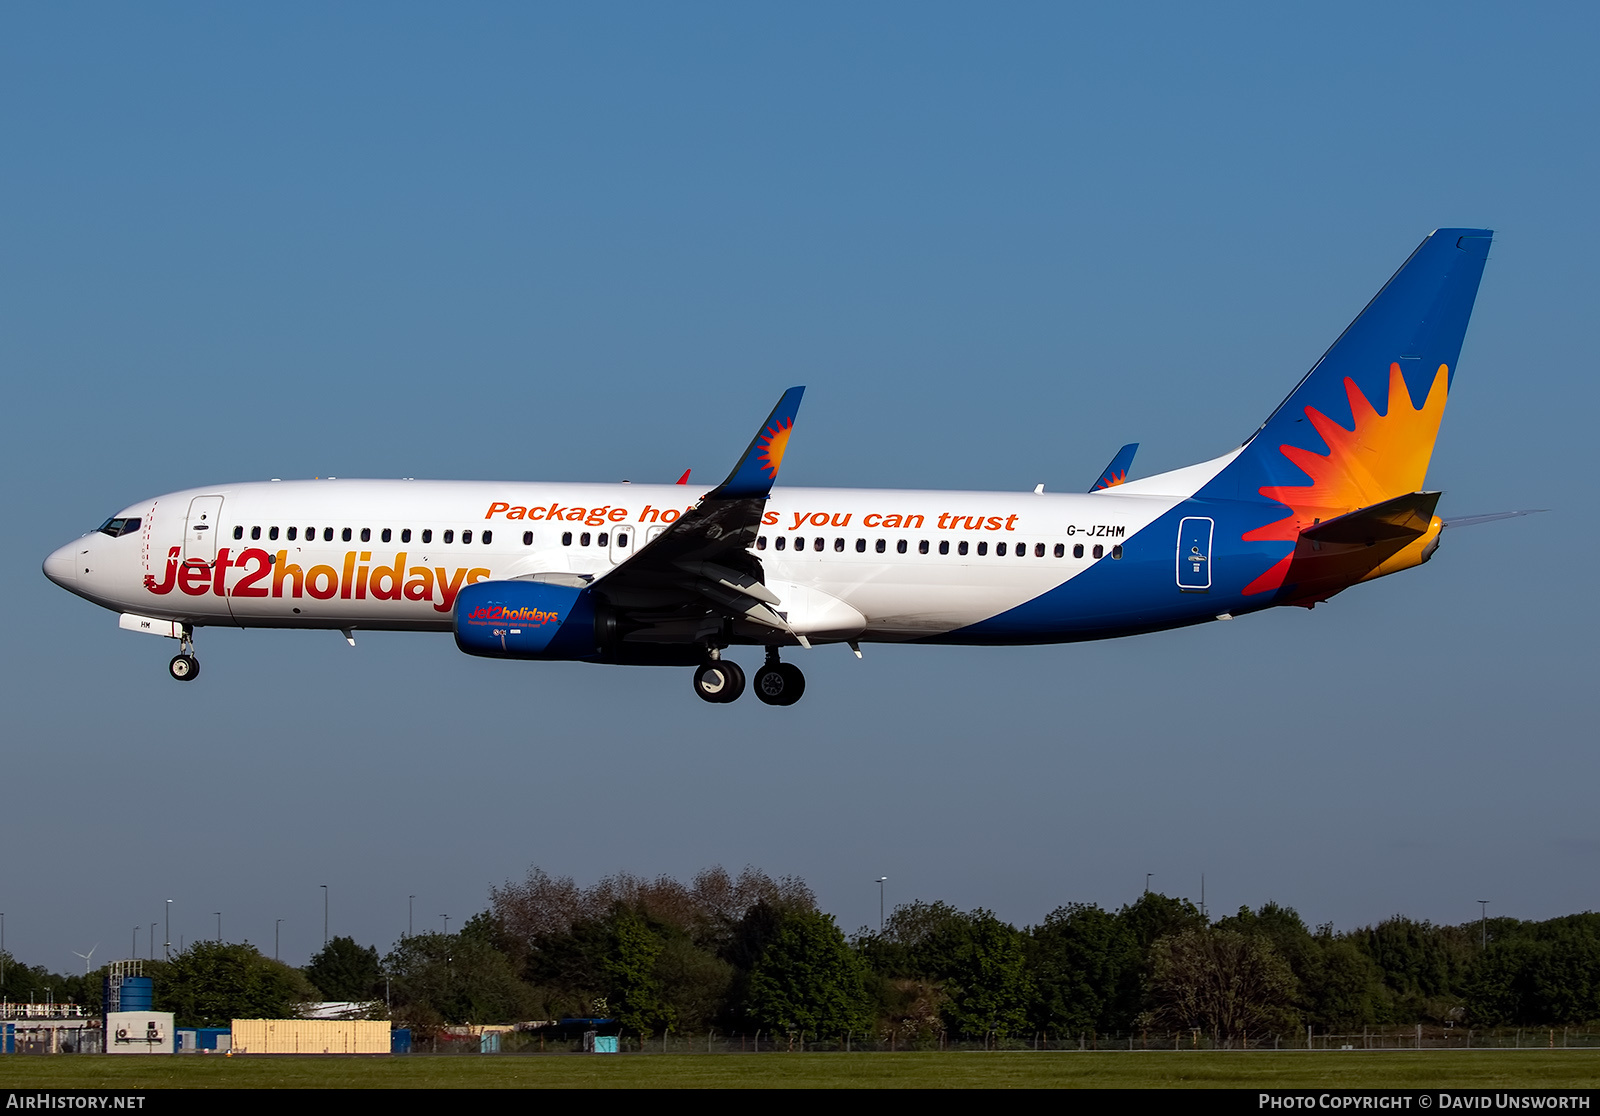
927, 498, 1287, 645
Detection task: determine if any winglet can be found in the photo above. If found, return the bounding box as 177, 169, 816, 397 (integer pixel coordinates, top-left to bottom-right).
1090, 444, 1139, 492
709, 387, 804, 500
676, 469, 691, 485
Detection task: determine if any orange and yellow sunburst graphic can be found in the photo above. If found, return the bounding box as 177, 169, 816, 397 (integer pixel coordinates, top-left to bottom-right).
756, 417, 793, 479
1242, 362, 1448, 594
1097, 470, 1128, 490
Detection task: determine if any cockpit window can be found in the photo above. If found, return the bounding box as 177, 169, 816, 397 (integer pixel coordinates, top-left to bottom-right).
96, 517, 141, 538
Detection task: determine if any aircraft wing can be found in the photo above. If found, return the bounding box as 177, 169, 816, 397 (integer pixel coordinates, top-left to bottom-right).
1090, 444, 1139, 491
590, 388, 804, 644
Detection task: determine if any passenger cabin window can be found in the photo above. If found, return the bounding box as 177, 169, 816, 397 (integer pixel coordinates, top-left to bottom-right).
958, 541, 969, 556
896, 540, 908, 554
381, 528, 391, 543
342, 528, 352, 542
580, 532, 591, 546
1112, 545, 1123, 559
978, 542, 988, 556
323, 528, 334, 542
401, 529, 412, 543
834, 537, 844, 552
1073, 543, 1084, 558
855, 538, 866, 552
462, 530, 473, 544
918, 540, 929, 555
287, 527, 298, 541
443, 530, 454, 543
562, 532, 573, 546
756, 536, 767, 550
875, 539, 886, 553
360, 528, 371, 542
269, 526, 280, 541
997, 542, 1008, 556
252, 526, 262, 540
813, 537, 824, 552
1093, 544, 1104, 559
596, 532, 607, 547
421, 529, 432, 544
775, 537, 786, 551
616, 532, 628, 547
233, 526, 244, 540
523, 531, 533, 545
1053, 543, 1064, 557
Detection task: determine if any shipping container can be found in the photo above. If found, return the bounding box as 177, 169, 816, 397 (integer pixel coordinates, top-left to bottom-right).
230, 1019, 389, 1055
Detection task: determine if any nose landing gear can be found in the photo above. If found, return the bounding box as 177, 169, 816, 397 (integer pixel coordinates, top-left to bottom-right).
168, 629, 200, 682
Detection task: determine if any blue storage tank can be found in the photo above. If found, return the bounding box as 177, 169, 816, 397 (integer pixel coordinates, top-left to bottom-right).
119, 977, 154, 1011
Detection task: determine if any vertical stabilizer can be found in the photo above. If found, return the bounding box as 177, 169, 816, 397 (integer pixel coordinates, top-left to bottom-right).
1201, 229, 1491, 596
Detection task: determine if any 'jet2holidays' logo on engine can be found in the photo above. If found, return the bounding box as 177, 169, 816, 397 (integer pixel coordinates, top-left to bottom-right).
466, 604, 560, 627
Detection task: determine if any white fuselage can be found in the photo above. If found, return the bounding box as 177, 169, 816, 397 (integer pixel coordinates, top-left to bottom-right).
45, 471, 1227, 643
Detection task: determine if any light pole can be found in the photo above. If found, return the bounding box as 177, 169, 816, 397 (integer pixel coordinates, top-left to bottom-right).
275, 920, 283, 961
321, 885, 328, 948
165, 900, 172, 959
2, 912, 6, 991
442, 914, 450, 935
1478, 900, 1490, 950
409, 896, 415, 938
1145, 873, 1153, 895
215, 913, 221, 943
875, 878, 888, 933
149, 924, 156, 962
132, 927, 138, 958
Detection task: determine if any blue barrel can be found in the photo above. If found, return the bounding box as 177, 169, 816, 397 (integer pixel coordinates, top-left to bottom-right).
119, 977, 154, 1011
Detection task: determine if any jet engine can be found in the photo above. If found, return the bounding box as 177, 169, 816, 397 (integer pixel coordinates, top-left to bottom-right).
452, 580, 608, 660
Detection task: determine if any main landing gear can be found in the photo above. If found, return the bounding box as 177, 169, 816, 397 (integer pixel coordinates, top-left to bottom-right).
168, 630, 200, 682
692, 648, 805, 706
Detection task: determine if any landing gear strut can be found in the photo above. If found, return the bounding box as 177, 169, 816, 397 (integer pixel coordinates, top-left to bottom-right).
168, 628, 200, 682
753, 648, 805, 706
692, 653, 746, 704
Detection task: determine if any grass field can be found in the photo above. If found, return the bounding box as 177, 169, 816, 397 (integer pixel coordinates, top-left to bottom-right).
2, 1051, 1599, 1089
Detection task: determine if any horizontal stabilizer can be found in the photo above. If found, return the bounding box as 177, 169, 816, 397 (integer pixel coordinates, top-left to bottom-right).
1443, 509, 1547, 529
1301, 491, 1441, 546
1089, 444, 1139, 492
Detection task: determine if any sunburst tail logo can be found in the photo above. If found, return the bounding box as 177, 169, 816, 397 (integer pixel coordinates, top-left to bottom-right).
756, 418, 793, 480
1241, 362, 1449, 595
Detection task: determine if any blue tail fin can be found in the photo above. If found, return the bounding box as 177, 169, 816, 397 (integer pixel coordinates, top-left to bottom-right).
1201, 229, 1491, 511
1201, 229, 1492, 599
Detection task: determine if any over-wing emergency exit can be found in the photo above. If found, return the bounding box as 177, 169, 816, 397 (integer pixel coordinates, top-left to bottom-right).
45, 229, 1517, 705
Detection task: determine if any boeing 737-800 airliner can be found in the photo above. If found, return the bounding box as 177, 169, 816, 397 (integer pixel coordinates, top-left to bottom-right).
45, 229, 1507, 706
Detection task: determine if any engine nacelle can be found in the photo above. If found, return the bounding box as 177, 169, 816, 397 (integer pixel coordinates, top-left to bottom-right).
453, 580, 604, 660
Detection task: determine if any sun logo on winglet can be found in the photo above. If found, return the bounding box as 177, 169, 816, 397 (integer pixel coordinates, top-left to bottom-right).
756, 417, 793, 479
1242, 362, 1449, 595
1095, 470, 1128, 490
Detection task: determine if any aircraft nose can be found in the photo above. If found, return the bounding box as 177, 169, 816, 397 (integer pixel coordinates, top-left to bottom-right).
43, 541, 79, 589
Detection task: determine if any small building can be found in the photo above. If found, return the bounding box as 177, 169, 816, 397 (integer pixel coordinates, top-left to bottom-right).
105, 1011, 174, 1055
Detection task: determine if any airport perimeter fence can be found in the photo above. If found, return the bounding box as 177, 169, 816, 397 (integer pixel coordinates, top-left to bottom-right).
426, 1025, 1600, 1056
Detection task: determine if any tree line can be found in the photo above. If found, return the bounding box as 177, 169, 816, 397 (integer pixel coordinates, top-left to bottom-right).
7, 866, 1600, 1042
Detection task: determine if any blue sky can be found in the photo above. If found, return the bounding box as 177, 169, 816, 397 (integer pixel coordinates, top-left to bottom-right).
3, 4, 1596, 972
